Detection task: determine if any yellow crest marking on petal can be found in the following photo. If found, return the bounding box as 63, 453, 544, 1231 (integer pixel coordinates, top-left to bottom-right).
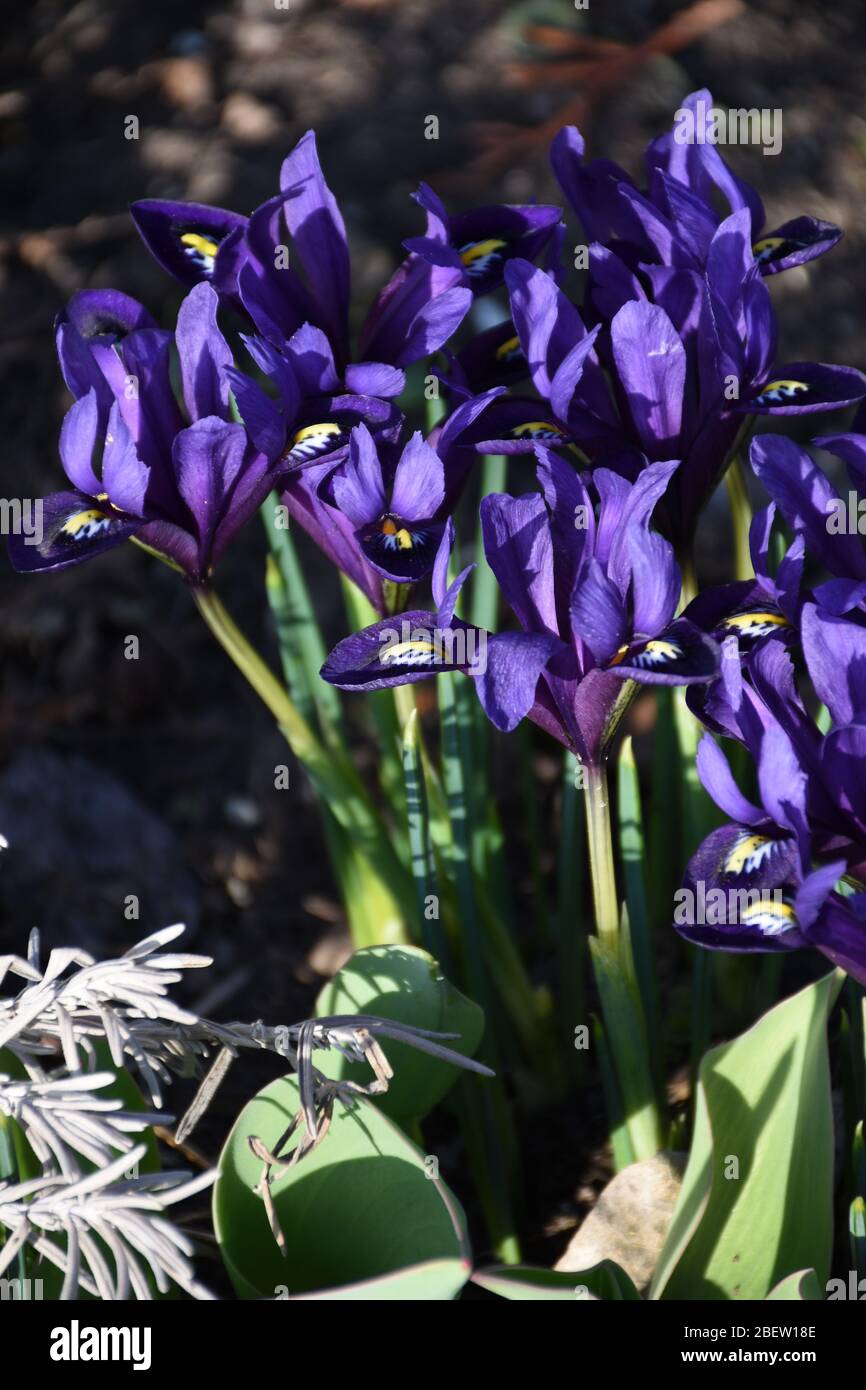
293, 423, 341, 445
380, 639, 444, 667
494, 334, 521, 360
511, 421, 565, 440
724, 833, 774, 875
61, 508, 112, 541
459, 238, 507, 267
643, 639, 680, 660
287, 423, 343, 462
752, 236, 785, 256
754, 379, 809, 405
724, 611, 789, 632
180, 231, 219, 260
740, 898, 797, 935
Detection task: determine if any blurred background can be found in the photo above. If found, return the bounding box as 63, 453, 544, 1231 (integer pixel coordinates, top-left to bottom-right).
1, 0, 865, 1254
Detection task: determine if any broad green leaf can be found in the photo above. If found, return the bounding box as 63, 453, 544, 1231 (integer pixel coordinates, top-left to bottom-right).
213, 1075, 470, 1300
315, 945, 484, 1121
0, 1045, 159, 1298
651, 972, 841, 1300
472, 1260, 640, 1301
765, 1270, 823, 1301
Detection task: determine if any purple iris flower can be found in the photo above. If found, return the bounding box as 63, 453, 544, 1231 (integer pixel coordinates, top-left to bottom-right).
320, 426, 451, 587
320, 448, 718, 766
674, 609, 866, 982
470, 238, 866, 548
8, 284, 284, 584
132, 132, 471, 379
131, 132, 560, 386
674, 720, 861, 979
552, 87, 842, 278
687, 615, 854, 858
750, 430, 866, 618
401, 182, 563, 300
224, 321, 405, 481
222, 344, 499, 614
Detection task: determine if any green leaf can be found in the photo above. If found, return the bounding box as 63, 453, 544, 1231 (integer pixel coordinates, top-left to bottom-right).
589, 934, 663, 1164
557, 753, 586, 1081
850, 1195, 866, 1279
340, 574, 407, 829
314, 945, 484, 1121
472, 1260, 640, 1301
591, 1014, 636, 1173
651, 972, 841, 1300
213, 1075, 471, 1300
617, 736, 662, 1092
439, 672, 486, 1008
402, 709, 445, 959
673, 698, 723, 1079
0, 1049, 40, 1185
765, 1269, 823, 1301
469, 455, 506, 633
854, 1119, 866, 1198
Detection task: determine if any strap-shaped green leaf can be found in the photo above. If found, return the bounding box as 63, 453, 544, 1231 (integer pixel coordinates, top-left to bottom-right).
651, 972, 841, 1300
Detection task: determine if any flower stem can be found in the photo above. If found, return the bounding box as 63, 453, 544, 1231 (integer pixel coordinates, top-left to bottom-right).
584, 758, 664, 1163
393, 681, 417, 732
194, 586, 324, 761
585, 761, 619, 948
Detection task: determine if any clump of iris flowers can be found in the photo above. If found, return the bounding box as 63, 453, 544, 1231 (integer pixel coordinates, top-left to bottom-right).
9, 87, 866, 1238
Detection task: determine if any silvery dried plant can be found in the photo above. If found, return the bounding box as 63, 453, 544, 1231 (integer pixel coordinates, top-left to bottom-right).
0, 921, 491, 1299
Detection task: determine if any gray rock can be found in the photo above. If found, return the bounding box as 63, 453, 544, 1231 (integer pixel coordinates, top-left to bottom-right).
0, 748, 200, 956
555, 1151, 687, 1292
